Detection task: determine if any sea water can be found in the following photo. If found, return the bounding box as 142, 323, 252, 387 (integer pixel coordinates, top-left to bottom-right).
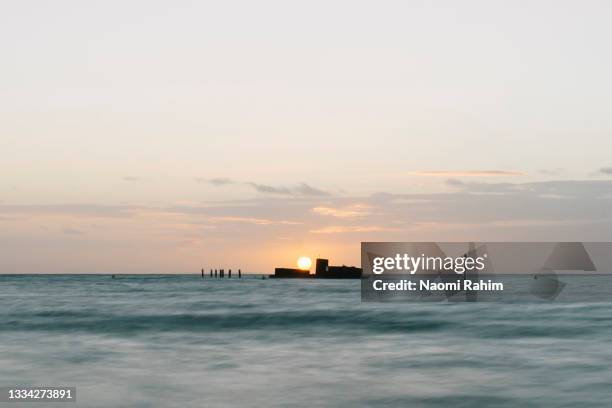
1, 275, 612, 407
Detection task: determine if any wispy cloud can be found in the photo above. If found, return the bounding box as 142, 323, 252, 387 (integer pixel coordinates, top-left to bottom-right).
538, 168, 565, 176
123, 176, 141, 182
599, 167, 612, 175
0, 204, 137, 218
4, 178, 612, 273
0, 215, 20, 222
449, 179, 612, 198
209, 177, 234, 186
414, 170, 525, 177
293, 183, 330, 197
247, 183, 291, 195
312, 204, 371, 218
310, 225, 392, 234
62, 227, 85, 235
248, 182, 329, 196
203, 176, 330, 196
194, 177, 235, 185
210, 216, 301, 225
445, 178, 465, 187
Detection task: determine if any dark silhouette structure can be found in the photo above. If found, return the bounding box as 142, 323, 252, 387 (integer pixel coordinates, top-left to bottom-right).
204, 267, 241, 278
270, 258, 362, 279
315, 258, 362, 279
315, 258, 328, 276
271, 268, 311, 278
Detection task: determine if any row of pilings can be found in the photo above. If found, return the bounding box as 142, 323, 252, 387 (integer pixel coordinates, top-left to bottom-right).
201, 268, 241, 278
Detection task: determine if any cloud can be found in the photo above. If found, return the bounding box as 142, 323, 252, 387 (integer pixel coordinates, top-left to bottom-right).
209, 177, 235, 186
248, 182, 329, 196
310, 225, 392, 234
5, 178, 612, 273
62, 227, 85, 235
312, 204, 371, 218
599, 167, 612, 175
123, 176, 141, 182
452, 179, 612, 198
0, 215, 20, 221
247, 182, 291, 195
538, 168, 564, 176
445, 178, 465, 187
210, 216, 301, 225
444, 181, 521, 194
293, 183, 330, 196
0, 204, 137, 218
204, 177, 329, 196
414, 170, 525, 177
194, 177, 235, 185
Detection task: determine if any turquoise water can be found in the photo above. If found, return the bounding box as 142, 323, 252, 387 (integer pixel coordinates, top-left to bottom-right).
2, 275, 612, 407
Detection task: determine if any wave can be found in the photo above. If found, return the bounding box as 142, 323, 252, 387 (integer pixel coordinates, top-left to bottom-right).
1, 309, 450, 334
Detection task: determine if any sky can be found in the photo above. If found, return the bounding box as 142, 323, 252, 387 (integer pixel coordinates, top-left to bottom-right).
2, 0, 612, 273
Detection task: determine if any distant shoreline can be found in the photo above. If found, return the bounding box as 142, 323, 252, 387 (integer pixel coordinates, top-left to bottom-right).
0, 273, 264, 276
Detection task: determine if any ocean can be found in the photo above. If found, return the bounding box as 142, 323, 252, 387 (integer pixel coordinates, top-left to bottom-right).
1, 274, 612, 407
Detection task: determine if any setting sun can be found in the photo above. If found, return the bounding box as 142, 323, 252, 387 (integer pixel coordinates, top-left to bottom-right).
297, 256, 312, 270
